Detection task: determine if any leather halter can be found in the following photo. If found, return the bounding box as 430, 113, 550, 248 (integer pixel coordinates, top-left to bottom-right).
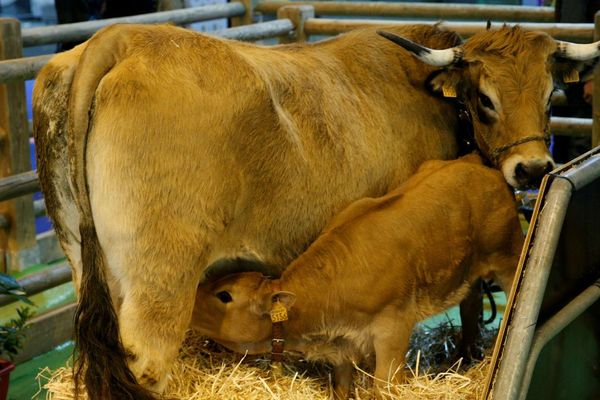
488, 133, 551, 164
270, 280, 287, 363
456, 100, 475, 156
454, 100, 550, 162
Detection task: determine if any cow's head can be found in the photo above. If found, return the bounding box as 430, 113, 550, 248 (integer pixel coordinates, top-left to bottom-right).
379, 26, 599, 188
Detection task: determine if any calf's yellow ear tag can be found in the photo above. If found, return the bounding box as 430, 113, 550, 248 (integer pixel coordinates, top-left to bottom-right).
442, 83, 457, 98
563, 69, 579, 83
270, 301, 288, 323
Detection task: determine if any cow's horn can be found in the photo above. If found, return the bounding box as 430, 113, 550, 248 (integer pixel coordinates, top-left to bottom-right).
377, 30, 463, 67
555, 40, 600, 61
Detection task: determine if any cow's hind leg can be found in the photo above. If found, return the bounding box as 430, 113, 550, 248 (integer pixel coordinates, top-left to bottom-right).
103, 238, 205, 393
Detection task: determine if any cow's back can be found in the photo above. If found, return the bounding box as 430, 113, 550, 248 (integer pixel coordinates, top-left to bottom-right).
35, 23, 461, 274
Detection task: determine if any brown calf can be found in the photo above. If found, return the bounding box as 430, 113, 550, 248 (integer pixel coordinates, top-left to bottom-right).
191, 153, 523, 398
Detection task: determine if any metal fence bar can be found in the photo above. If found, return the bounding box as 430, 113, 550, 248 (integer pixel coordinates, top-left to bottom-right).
551, 117, 593, 137
492, 177, 572, 399
21, 3, 246, 47
517, 279, 600, 399
0, 54, 52, 84
303, 19, 594, 42
215, 18, 294, 41
34, 198, 45, 218
0, 171, 39, 202
256, 1, 555, 22
0, 261, 71, 306
0, 19, 294, 84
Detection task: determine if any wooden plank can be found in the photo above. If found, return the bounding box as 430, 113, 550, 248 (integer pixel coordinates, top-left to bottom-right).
230, 0, 253, 27
0, 19, 38, 273
277, 5, 314, 44
13, 303, 75, 365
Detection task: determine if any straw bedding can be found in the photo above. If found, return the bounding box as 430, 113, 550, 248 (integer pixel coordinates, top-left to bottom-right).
37, 322, 495, 399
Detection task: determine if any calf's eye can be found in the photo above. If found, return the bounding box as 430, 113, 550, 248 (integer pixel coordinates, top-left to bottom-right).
216, 291, 233, 303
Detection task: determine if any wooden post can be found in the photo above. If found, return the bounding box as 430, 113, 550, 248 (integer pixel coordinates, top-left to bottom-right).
593, 13, 600, 148
230, 0, 253, 27
277, 5, 315, 44
0, 18, 38, 272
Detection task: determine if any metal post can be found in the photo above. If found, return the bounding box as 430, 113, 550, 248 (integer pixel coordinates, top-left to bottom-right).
277, 5, 315, 44
517, 280, 600, 399
0, 18, 38, 272
491, 178, 573, 399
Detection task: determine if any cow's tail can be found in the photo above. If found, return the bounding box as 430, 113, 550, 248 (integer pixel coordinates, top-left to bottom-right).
67, 25, 157, 400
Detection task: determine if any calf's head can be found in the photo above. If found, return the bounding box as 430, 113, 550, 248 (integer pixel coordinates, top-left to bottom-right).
191, 272, 296, 354
379, 26, 599, 188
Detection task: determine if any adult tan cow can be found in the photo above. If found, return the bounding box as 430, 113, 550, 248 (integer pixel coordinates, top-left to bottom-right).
191, 153, 523, 399
32, 22, 599, 399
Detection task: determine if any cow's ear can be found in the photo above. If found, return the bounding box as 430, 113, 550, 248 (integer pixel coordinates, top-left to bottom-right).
552, 59, 587, 85
272, 291, 296, 311
426, 68, 464, 98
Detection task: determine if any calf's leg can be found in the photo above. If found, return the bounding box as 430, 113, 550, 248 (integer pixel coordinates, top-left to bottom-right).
331, 361, 354, 400
459, 279, 484, 362
372, 317, 414, 397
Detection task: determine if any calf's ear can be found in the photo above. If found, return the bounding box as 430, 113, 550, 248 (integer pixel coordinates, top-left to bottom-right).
272, 291, 297, 311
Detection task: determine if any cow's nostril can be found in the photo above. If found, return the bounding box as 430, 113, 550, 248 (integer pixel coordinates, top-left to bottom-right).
544, 161, 554, 175
515, 162, 528, 182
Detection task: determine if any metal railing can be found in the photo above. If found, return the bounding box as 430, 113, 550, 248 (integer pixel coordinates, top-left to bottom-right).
256, 1, 555, 22
486, 149, 600, 399
301, 19, 593, 42
21, 3, 246, 47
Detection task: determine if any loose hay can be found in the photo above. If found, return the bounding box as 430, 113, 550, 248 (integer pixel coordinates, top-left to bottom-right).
37, 325, 494, 400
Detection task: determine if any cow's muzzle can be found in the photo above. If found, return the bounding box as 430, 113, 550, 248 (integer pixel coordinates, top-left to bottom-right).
502, 155, 555, 188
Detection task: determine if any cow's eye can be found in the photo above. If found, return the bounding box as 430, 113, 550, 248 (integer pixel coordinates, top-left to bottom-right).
216, 291, 233, 303
479, 93, 495, 110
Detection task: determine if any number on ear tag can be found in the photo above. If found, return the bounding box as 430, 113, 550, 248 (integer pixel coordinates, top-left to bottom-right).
270, 301, 288, 322
563, 69, 579, 83
442, 83, 457, 98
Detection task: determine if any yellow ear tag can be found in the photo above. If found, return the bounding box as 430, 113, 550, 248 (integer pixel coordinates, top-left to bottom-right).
442, 83, 457, 98
563, 69, 580, 83
270, 301, 288, 323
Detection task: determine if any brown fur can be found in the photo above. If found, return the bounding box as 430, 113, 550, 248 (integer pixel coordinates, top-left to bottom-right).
32, 23, 564, 398
34, 23, 462, 398
191, 154, 523, 399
